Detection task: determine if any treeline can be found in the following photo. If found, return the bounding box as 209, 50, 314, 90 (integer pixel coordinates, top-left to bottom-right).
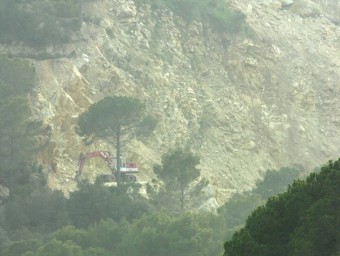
224, 160, 340, 256
218, 167, 303, 239
1, 182, 224, 256
0, 54, 43, 194
0, 0, 81, 47
0, 151, 305, 256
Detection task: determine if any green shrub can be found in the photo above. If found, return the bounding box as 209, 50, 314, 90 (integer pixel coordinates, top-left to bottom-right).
0, 54, 36, 97
4, 189, 69, 233
206, 2, 246, 33
67, 182, 152, 228
223, 159, 340, 256
0, 0, 81, 47
136, 115, 158, 137
134, 0, 248, 33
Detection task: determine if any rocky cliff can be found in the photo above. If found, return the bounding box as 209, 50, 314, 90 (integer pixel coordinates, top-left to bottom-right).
3, 0, 339, 211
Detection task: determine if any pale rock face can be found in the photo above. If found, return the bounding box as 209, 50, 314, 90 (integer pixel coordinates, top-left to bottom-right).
320, 0, 340, 24
199, 198, 220, 214
115, 0, 137, 19
289, 0, 322, 18
270, 1, 283, 10
0, 184, 9, 204
279, 0, 295, 6
259, 0, 340, 23
4, 0, 338, 209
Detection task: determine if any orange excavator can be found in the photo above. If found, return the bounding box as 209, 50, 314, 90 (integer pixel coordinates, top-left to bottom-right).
76, 151, 138, 182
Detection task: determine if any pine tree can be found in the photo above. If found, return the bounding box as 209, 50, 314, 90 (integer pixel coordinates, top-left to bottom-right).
76, 96, 145, 186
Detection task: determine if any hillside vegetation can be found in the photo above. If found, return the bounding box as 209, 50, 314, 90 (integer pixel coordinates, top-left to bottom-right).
134, 0, 248, 33
0, 0, 81, 47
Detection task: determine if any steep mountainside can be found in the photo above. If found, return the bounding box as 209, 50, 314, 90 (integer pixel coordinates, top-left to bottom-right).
2, 0, 339, 211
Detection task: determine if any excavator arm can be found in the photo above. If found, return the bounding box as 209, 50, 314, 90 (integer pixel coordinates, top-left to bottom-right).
77, 151, 113, 177
75, 151, 138, 182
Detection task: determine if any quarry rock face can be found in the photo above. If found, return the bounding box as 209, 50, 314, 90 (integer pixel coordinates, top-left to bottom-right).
6, 0, 338, 210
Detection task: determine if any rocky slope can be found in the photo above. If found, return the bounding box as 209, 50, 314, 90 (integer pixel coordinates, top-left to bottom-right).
3, 0, 339, 211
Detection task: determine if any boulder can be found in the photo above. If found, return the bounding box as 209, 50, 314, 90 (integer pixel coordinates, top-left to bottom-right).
0, 184, 9, 204
289, 0, 321, 18
199, 198, 220, 213
270, 1, 282, 10
321, 0, 340, 24
116, 0, 137, 19
279, 0, 295, 7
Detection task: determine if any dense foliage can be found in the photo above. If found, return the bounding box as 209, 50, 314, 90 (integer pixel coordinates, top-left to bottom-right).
224, 160, 340, 256
0, 55, 36, 96
76, 96, 144, 141
0, 0, 81, 47
134, 0, 249, 33
67, 181, 152, 228
0, 180, 225, 256
1, 212, 225, 256
4, 188, 69, 234
0, 55, 42, 190
218, 167, 303, 239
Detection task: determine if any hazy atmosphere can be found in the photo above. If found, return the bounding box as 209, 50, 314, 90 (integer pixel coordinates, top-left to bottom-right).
0, 0, 339, 255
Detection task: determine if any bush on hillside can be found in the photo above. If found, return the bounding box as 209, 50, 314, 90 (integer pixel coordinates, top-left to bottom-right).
0, 0, 81, 47
134, 0, 248, 33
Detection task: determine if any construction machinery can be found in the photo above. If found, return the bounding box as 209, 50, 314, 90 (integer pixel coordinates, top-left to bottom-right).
76, 151, 138, 182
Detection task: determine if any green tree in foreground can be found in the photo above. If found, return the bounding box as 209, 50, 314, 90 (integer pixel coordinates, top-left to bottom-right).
4, 188, 69, 234
217, 166, 304, 240
223, 159, 340, 256
154, 148, 200, 212
218, 193, 264, 239
75, 96, 145, 186
3, 212, 224, 256
117, 212, 224, 256
53, 213, 224, 256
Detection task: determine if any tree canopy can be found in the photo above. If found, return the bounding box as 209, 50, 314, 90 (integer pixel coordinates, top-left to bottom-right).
154, 148, 200, 211
75, 96, 146, 185
0, 55, 42, 189
67, 181, 151, 228
76, 96, 144, 141
0, 0, 81, 47
223, 159, 340, 256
